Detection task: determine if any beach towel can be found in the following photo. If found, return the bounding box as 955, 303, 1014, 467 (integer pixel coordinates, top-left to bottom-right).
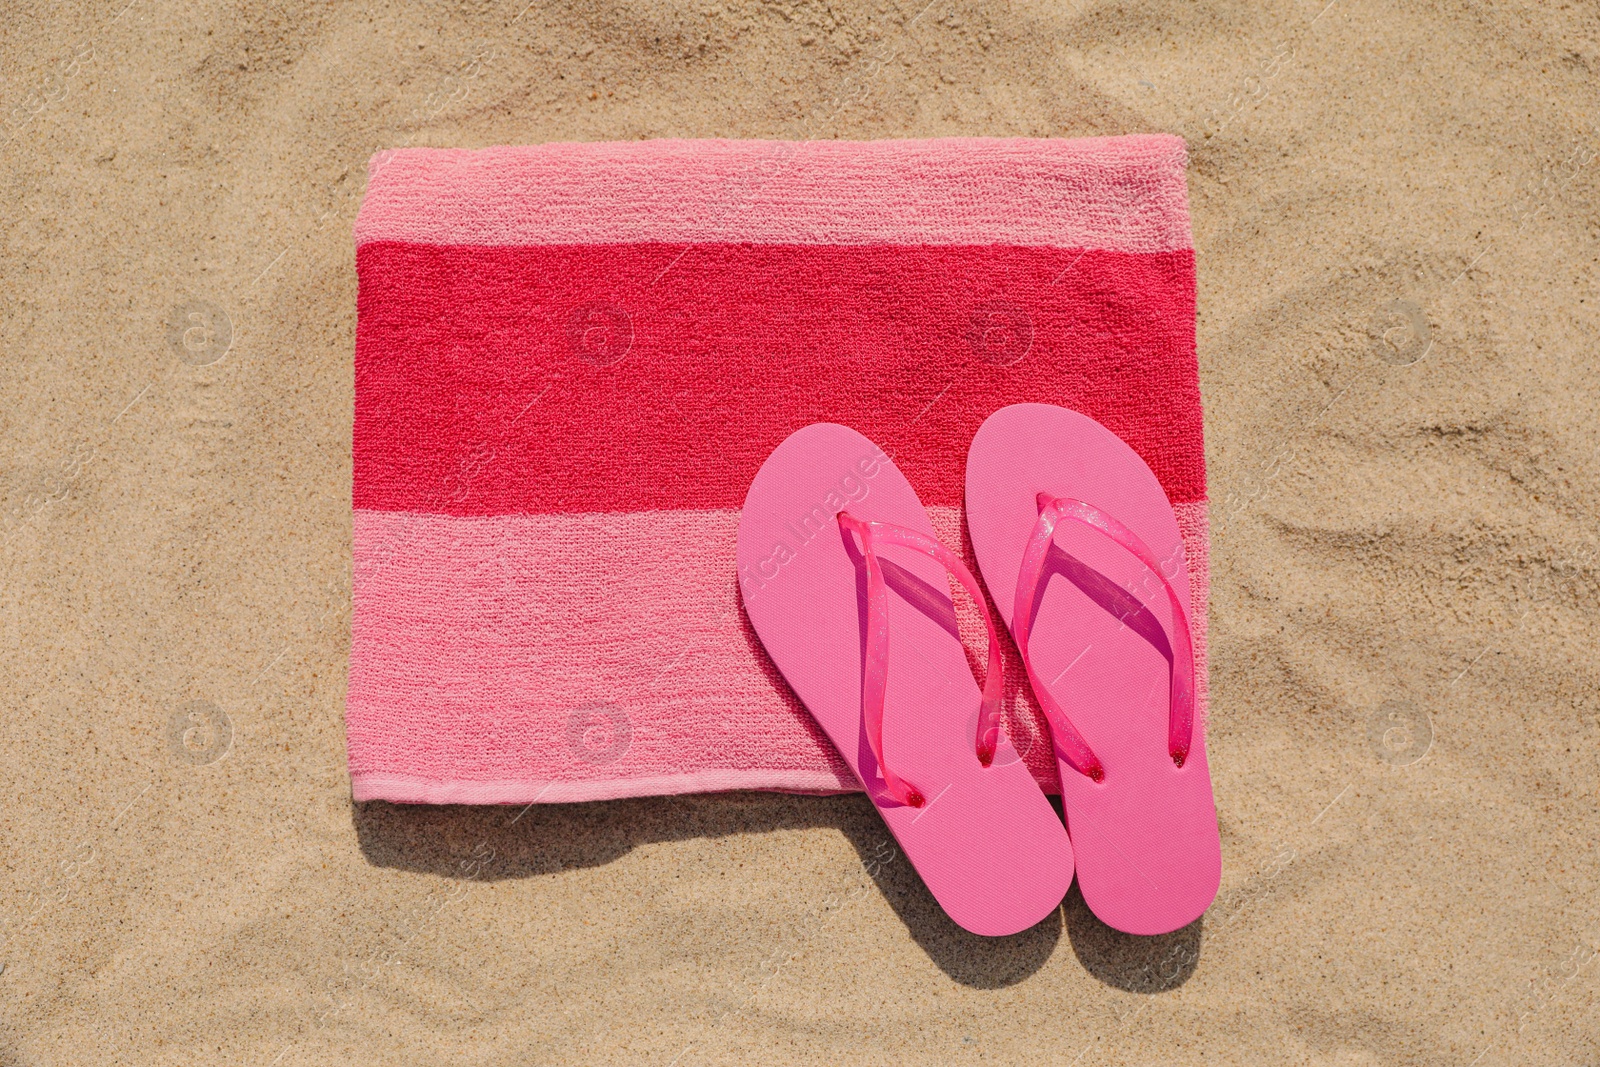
347, 134, 1208, 805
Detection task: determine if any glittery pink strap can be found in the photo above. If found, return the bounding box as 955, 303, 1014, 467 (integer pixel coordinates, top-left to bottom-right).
837, 512, 1006, 808
1015, 494, 1196, 781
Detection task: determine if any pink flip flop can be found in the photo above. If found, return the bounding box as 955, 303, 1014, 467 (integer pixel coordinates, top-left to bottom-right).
966, 404, 1221, 936
738, 423, 1074, 937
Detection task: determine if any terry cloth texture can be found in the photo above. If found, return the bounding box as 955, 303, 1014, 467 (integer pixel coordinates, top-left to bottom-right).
348, 134, 1209, 805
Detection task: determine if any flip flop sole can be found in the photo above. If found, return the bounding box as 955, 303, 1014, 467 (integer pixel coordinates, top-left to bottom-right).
967, 404, 1220, 936
739, 423, 1074, 937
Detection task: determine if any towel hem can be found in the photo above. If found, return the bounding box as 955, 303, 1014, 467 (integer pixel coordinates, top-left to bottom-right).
351, 770, 861, 805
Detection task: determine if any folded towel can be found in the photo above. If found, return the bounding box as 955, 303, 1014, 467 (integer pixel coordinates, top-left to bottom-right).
347, 134, 1209, 805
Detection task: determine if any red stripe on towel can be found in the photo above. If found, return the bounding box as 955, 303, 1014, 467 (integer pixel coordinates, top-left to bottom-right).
353, 242, 1202, 515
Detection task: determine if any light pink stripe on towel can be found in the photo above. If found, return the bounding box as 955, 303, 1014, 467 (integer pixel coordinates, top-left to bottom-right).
354, 135, 1193, 251
348, 503, 1210, 804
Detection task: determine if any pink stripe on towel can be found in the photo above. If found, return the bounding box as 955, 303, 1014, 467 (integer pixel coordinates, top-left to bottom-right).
355, 135, 1193, 251
348, 503, 1210, 803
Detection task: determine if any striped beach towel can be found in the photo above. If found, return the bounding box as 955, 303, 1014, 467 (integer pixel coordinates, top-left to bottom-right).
348, 134, 1209, 805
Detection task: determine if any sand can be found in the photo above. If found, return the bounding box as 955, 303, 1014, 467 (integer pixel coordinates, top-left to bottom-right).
3, 0, 1599, 1063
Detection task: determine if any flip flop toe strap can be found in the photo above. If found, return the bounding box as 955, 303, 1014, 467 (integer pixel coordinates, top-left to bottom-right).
837, 511, 1007, 808
1015, 493, 1196, 781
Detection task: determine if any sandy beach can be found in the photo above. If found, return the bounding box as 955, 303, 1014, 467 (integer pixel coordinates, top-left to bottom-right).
2, 0, 1598, 1063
